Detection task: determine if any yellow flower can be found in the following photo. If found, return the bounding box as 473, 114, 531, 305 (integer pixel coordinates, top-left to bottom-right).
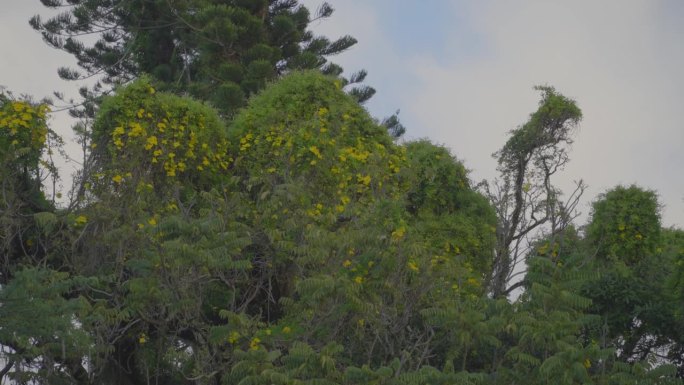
249, 337, 261, 350
74, 215, 88, 225
354, 276, 363, 284
282, 326, 292, 334
139, 333, 147, 344
112, 175, 123, 183
228, 331, 240, 344
391, 226, 406, 240
342, 260, 352, 267
128, 122, 143, 137
113, 126, 125, 136
145, 135, 158, 150
148, 217, 157, 226
309, 145, 322, 159
357, 174, 371, 186
407, 261, 419, 272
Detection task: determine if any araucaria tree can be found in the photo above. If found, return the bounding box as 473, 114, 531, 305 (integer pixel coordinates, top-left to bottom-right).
31, 0, 375, 116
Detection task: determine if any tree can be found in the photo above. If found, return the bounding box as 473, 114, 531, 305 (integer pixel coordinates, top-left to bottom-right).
482, 85, 584, 298
663, 227, 684, 376
30, 0, 375, 117
586, 185, 661, 266
582, 186, 680, 366
0, 92, 92, 385
0, 268, 91, 385
0, 72, 496, 384
0, 94, 55, 284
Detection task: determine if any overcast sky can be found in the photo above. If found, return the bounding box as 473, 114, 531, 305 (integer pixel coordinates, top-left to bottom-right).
1, 1, 683, 228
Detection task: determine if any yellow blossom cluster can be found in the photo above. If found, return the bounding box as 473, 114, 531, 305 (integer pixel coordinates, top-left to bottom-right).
109, 105, 230, 180
92, 80, 232, 194
407, 260, 420, 272
0, 100, 50, 156
234, 105, 407, 220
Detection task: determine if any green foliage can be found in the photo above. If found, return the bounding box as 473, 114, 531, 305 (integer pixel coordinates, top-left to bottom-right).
2, 70, 682, 384
487, 85, 583, 298
496, 85, 582, 175
90, 77, 230, 196
0, 0, 678, 383
582, 187, 682, 373
32, 0, 373, 115
229, 70, 401, 206
503, 255, 603, 385
0, 268, 92, 384
0, 97, 50, 170
0, 95, 54, 285
223, 72, 496, 369
42, 71, 499, 383
666, 228, 684, 314
404, 141, 496, 276
586, 185, 662, 265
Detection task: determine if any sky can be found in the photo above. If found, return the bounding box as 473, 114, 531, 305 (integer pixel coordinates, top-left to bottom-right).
1, 1, 683, 228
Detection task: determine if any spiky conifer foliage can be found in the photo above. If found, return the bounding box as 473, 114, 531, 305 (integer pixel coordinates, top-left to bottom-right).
30, 0, 375, 115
